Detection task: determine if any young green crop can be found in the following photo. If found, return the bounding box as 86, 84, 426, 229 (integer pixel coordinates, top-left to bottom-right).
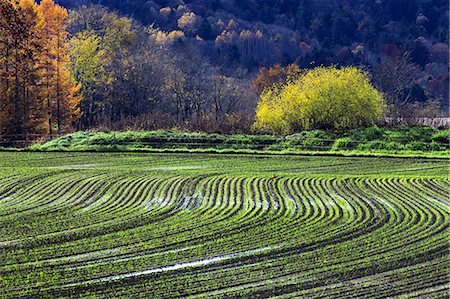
0, 152, 448, 298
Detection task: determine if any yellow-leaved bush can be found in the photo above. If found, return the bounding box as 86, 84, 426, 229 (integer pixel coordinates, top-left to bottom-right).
254, 66, 386, 135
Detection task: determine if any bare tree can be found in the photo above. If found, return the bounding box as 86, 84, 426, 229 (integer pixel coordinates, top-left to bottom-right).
374, 53, 422, 119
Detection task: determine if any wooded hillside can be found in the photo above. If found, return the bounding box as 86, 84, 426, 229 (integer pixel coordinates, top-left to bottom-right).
1, 0, 448, 145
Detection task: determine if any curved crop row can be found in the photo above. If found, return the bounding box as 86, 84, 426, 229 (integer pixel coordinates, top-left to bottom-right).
0, 152, 448, 298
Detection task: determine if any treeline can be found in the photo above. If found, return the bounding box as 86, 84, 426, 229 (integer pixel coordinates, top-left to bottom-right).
55, 0, 448, 102
0, 1, 257, 144
68, 5, 256, 132
61, 0, 450, 122
65, 0, 449, 129
0, 0, 80, 142
1, 0, 449, 145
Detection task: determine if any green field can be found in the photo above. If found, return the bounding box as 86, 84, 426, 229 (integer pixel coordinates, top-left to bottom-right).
0, 152, 449, 298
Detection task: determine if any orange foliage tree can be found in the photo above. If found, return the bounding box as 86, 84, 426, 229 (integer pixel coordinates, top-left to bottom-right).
0, 0, 48, 141
251, 64, 301, 95
0, 0, 80, 144
38, 0, 81, 136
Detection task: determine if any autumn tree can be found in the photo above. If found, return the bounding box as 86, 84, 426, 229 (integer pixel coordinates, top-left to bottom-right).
177, 12, 201, 36
0, 0, 47, 142
0, 0, 81, 144
69, 31, 105, 128
67, 5, 136, 128
38, 0, 81, 136
254, 66, 385, 134
251, 64, 301, 94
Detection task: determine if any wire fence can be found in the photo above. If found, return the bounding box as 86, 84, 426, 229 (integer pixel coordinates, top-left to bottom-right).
0, 133, 63, 146
384, 117, 450, 128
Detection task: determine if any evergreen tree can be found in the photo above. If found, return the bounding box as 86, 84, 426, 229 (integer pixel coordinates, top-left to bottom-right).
198, 18, 213, 41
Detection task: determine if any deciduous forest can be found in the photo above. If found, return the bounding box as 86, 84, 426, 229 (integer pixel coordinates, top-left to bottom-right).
0, 0, 448, 144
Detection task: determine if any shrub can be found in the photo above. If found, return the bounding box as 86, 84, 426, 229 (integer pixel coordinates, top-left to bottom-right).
358, 140, 404, 151
254, 66, 386, 135
332, 137, 356, 150
429, 141, 446, 151
405, 141, 429, 151
385, 127, 436, 144
431, 130, 450, 144
361, 126, 384, 141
